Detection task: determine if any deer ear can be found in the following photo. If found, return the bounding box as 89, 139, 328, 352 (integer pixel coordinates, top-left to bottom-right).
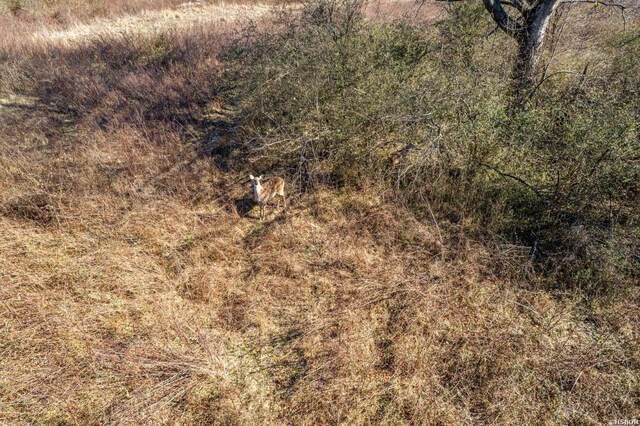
259, 175, 264, 180
249, 174, 254, 180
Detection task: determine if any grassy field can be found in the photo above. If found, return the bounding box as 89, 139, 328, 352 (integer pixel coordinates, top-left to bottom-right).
0, 0, 638, 424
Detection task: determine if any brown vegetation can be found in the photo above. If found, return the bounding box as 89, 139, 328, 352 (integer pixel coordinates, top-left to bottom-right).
0, 1, 638, 424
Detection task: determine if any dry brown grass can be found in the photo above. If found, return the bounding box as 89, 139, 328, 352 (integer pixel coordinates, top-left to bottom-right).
0, 0, 284, 51
0, 2, 638, 425
0, 0, 286, 20
363, 0, 447, 24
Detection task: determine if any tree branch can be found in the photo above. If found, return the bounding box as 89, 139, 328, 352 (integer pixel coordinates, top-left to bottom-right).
511, 0, 524, 12
480, 163, 551, 204
558, 0, 626, 29
522, 69, 585, 103
482, 0, 524, 39
558, 0, 624, 8
501, 0, 524, 12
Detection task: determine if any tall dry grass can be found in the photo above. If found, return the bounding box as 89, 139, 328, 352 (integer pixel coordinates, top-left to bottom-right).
0, 1, 638, 424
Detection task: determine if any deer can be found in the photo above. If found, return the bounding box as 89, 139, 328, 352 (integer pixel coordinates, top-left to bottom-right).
249, 174, 286, 221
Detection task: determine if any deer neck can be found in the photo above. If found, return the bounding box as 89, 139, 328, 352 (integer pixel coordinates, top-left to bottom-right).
253, 182, 265, 202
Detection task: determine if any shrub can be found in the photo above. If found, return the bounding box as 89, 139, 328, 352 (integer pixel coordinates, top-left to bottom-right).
225, 0, 639, 294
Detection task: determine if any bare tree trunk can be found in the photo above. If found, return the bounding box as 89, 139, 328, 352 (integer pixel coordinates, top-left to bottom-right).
513, 37, 536, 97
512, 0, 560, 105
482, 0, 568, 106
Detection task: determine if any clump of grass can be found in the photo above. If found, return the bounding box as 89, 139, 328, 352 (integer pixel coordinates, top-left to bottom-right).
1, 191, 60, 224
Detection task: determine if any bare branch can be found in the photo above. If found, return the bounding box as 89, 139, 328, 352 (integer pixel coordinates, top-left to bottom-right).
486, 24, 501, 37
482, 0, 524, 39
558, 0, 624, 9
557, 0, 626, 29
620, 33, 639, 47
501, 0, 523, 12
523, 69, 586, 103
526, 0, 544, 9
480, 163, 551, 204
511, 0, 524, 12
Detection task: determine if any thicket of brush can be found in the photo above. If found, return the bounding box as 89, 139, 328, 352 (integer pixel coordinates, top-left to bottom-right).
1, 1, 638, 424
228, 0, 639, 295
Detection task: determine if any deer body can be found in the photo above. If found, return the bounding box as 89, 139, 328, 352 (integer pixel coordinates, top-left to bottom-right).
249, 175, 286, 221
